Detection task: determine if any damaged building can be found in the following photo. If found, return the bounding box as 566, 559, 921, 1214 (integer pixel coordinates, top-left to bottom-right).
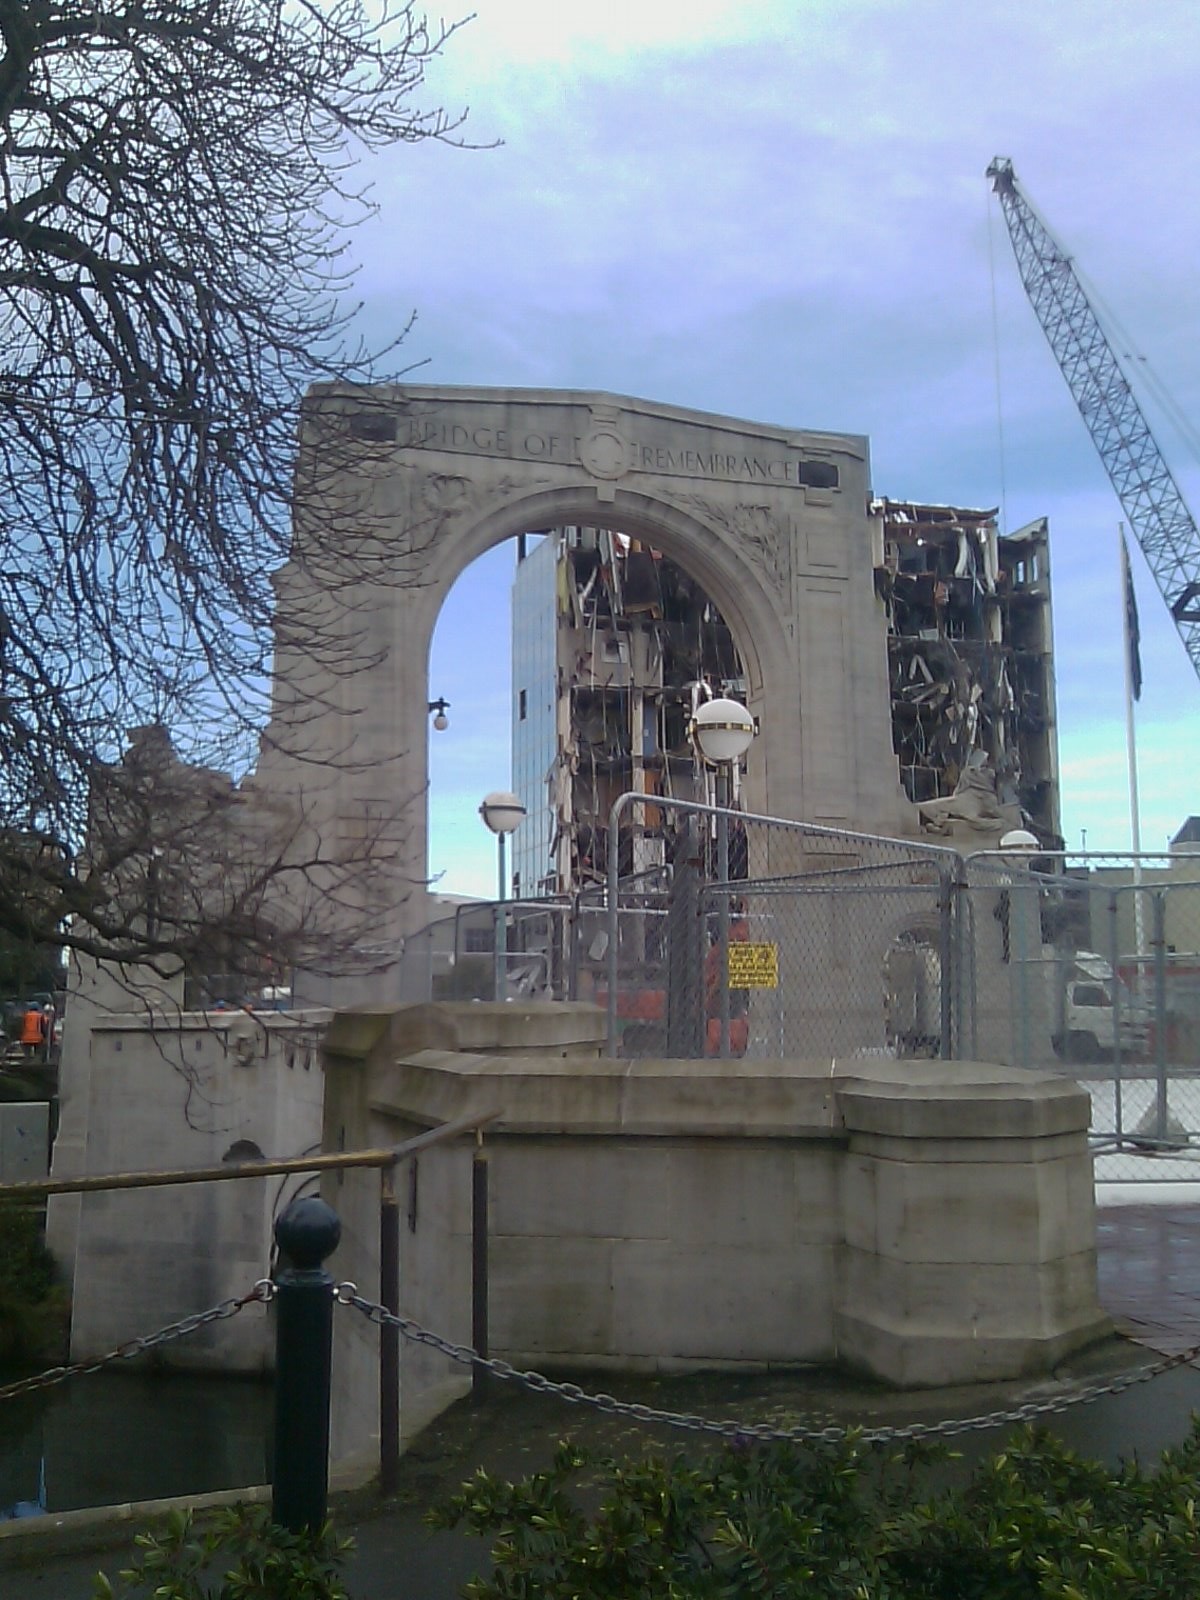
872, 500, 1060, 845
511, 503, 1060, 897
511, 527, 744, 897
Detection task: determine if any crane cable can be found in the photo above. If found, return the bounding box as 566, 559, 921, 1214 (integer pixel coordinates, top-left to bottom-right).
1072, 258, 1200, 471
997, 170, 1200, 480
985, 181, 1010, 535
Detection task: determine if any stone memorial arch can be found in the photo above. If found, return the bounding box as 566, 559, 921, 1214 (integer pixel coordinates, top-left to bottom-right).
257, 385, 912, 998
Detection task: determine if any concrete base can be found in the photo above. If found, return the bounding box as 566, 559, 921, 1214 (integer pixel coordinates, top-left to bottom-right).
321, 1005, 1108, 1462
835, 1069, 1110, 1382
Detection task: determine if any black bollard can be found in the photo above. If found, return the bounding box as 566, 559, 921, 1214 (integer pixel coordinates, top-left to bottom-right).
272, 1195, 341, 1533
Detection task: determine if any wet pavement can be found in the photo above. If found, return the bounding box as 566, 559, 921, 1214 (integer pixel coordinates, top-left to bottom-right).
1097, 1201, 1200, 1357
7, 1198, 1200, 1600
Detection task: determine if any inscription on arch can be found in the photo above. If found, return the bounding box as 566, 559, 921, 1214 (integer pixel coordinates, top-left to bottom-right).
359, 407, 844, 491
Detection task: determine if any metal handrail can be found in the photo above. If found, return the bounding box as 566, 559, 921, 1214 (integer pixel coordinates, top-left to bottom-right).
0, 1107, 500, 1201
3, 1107, 500, 1496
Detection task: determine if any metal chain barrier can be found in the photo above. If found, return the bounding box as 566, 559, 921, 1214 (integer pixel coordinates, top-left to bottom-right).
0, 1279, 275, 1403
336, 1284, 1200, 1445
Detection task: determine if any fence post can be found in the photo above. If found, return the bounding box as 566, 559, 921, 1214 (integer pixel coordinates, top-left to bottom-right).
965, 885, 979, 1060
606, 796, 624, 1058
472, 1129, 490, 1403
493, 901, 507, 1002
666, 816, 704, 1058
938, 869, 954, 1060
1107, 891, 1124, 1145
716, 780, 731, 1059
379, 1168, 400, 1497
567, 895, 581, 1001
1153, 890, 1169, 1142
272, 1196, 341, 1534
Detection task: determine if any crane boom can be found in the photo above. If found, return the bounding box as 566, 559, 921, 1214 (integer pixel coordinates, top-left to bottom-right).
987, 156, 1200, 683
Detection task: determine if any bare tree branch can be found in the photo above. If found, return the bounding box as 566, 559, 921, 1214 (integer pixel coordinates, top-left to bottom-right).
0, 0, 472, 979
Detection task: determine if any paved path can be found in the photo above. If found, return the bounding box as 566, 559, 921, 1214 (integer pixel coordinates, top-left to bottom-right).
1097, 1202, 1200, 1356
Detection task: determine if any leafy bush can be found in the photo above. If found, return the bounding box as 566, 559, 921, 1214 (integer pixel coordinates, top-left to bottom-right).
0, 1201, 57, 1304
430, 1422, 1200, 1598
93, 1503, 353, 1600
0, 1200, 66, 1363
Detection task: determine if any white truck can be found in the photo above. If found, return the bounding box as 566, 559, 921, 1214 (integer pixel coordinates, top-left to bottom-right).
1050, 951, 1149, 1063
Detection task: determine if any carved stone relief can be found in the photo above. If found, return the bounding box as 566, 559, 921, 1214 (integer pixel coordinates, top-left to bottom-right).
676, 494, 793, 595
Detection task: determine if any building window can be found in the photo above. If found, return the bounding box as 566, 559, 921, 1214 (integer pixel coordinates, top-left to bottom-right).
519, 689, 527, 721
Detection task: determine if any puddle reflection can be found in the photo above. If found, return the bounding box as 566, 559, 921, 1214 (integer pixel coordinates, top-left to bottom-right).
0, 1369, 270, 1517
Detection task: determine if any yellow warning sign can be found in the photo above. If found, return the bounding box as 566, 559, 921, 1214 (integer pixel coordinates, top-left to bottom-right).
727, 942, 778, 989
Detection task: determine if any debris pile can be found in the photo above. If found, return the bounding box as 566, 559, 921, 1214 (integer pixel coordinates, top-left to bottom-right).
872, 500, 1059, 845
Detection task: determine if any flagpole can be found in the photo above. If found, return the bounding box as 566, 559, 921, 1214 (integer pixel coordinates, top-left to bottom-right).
1119, 523, 1145, 980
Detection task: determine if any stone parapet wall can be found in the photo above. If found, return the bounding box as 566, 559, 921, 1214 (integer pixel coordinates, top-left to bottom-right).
47, 1000, 330, 1371
321, 1004, 1107, 1467
322, 1001, 609, 1466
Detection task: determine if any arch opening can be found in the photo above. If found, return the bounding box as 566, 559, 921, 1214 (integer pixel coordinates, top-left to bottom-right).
428, 514, 751, 903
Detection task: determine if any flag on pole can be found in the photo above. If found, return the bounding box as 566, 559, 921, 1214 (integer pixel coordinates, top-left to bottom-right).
1121, 530, 1142, 701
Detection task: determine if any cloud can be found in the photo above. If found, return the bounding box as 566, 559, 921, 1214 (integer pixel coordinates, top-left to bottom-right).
356, 0, 1200, 895
1059, 718, 1195, 855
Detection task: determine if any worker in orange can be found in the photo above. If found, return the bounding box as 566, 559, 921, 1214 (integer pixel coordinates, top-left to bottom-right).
704, 915, 750, 1057
20, 1004, 48, 1060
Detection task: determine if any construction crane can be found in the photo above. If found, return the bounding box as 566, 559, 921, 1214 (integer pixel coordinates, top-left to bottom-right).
987, 156, 1200, 683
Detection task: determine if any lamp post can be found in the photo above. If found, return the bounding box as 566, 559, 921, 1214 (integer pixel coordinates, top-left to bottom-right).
479, 791, 526, 1001
999, 828, 1040, 1071
690, 698, 757, 1058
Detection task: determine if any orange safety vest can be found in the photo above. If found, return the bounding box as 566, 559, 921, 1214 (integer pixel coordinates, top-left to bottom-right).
20, 1009, 46, 1047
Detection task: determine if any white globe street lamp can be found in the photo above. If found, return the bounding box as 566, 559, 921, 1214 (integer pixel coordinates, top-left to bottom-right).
689, 697, 757, 1059
427, 696, 451, 732
999, 828, 1040, 860
480, 790, 526, 1003
479, 789, 527, 902
690, 697, 757, 769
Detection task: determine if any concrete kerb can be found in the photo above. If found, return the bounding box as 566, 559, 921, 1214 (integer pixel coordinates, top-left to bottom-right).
0, 1485, 270, 1567
0, 1454, 379, 1567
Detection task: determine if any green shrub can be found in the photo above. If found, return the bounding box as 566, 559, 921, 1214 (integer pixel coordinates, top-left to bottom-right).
94, 1503, 353, 1600
0, 1200, 67, 1363
430, 1422, 1200, 1599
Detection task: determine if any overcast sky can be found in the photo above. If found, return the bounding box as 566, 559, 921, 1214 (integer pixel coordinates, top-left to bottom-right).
345, 0, 1200, 897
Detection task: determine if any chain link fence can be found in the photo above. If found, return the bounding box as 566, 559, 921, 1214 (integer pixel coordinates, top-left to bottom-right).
596, 823, 1200, 1180
598, 794, 960, 1062
393, 812, 1200, 1181
963, 850, 1200, 1182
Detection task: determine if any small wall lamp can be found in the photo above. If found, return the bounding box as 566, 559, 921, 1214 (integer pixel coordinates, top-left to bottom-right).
428, 697, 450, 732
